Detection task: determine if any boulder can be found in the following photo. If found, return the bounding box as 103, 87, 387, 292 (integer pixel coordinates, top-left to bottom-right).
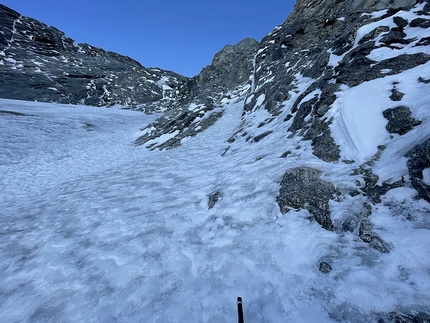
382, 106, 422, 135
319, 262, 332, 274
410, 18, 430, 28
208, 191, 223, 209
405, 138, 430, 203
390, 88, 405, 101
277, 167, 338, 231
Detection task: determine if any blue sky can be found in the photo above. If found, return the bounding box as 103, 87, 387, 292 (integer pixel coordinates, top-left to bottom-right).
2, 0, 295, 76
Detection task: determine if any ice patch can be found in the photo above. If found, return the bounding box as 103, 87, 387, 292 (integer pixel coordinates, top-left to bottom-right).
354, 18, 394, 47
371, 9, 388, 19
5, 57, 16, 63
245, 94, 254, 105
257, 47, 268, 55
384, 186, 418, 201
31, 59, 44, 66
255, 94, 266, 108
327, 49, 347, 67
188, 103, 201, 111
368, 25, 430, 61
145, 130, 180, 146
328, 81, 391, 162
423, 168, 430, 186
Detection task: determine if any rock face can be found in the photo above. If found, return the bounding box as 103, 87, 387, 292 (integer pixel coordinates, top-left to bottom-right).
0, 4, 186, 109
208, 191, 223, 209
277, 167, 338, 231
197, 38, 259, 91
383, 106, 422, 135
406, 138, 430, 203
0, 4, 261, 147
4, 0, 428, 156
285, 0, 417, 23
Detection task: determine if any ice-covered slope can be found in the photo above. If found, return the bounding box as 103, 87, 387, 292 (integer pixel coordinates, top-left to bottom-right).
1, 0, 430, 322
1, 92, 429, 322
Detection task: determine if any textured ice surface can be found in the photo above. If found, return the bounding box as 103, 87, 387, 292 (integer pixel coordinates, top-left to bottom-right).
0, 97, 429, 322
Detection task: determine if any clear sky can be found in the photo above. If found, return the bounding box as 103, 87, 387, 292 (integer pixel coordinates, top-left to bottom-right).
2, 0, 295, 77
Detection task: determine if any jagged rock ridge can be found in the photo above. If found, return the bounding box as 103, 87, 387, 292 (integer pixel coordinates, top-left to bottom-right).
0, 4, 186, 109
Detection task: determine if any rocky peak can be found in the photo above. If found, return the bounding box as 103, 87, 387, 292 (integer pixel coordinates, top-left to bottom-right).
211, 37, 258, 67
197, 37, 258, 90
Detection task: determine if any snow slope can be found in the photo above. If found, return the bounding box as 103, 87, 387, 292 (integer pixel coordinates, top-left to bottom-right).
1, 95, 429, 322
328, 61, 430, 165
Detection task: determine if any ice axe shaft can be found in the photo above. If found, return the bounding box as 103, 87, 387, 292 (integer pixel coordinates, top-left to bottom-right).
237, 297, 244, 323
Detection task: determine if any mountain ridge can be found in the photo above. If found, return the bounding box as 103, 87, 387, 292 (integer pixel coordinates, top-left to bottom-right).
0, 4, 186, 109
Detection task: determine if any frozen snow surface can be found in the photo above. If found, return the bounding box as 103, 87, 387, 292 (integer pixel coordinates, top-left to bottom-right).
2, 1, 430, 321
1, 91, 430, 322
328, 62, 430, 164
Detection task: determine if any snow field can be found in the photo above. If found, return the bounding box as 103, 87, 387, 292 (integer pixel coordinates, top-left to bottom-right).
0, 88, 430, 322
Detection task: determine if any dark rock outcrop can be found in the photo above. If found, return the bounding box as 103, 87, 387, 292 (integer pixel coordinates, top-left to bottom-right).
208, 191, 223, 209
359, 218, 390, 254
285, 0, 417, 23
135, 104, 223, 150
390, 88, 405, 101
410, 17, 430, 28
319, 261, 333, 274
405, 138, 430, 203
383, 106, 422, 135
197, 38, 259, 91
277, 167, 338, 231
392, 312, 430, 323
232, 0, 429, 163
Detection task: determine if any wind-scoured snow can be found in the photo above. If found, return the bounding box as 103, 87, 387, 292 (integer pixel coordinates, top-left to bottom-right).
1, 92, 430, 322
328, 61, 430, 164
